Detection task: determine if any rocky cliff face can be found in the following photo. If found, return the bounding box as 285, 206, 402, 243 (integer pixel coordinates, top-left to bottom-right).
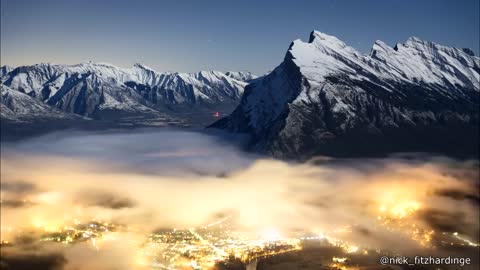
212, 31, 480, 158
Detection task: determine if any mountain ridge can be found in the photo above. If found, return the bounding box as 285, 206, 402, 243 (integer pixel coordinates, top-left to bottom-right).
211, 31, 479, 158
1, 62, 257, 124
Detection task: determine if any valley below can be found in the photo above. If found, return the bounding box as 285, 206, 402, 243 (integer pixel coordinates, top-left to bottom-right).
1, 128, 478, 270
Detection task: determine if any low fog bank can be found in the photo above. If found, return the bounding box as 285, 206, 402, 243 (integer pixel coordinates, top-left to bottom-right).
1, 128, 255, 176
1, 129, 478, 269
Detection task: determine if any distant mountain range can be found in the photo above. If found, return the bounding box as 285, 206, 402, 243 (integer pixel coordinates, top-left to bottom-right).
0, 62, 256, 125
211, 31, 479, 158
2, 32, 479, 158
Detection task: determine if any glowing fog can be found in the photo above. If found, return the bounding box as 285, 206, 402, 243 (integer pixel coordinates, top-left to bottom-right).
1, 129, 478, 269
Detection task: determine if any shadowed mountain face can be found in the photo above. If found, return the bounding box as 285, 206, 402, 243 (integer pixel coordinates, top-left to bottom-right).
211, 31, 480, 159
1, 63, 256, 121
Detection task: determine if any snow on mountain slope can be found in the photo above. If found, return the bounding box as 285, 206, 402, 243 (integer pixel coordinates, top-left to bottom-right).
1, 85, 75, 122
212, 31, 480, 158
369, 37, 479, 89
124, 70, 249, 105
225, 71, 258, 82
288, 32, 479, 89
1, 62, 254, 118
0, 66, 13, 78
44, 72, 157, 116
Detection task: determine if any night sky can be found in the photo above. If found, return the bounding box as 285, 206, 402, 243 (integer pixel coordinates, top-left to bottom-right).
1, 0, 479, 74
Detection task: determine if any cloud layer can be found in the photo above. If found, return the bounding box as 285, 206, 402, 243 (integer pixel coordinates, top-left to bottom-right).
1, 129, 478, 269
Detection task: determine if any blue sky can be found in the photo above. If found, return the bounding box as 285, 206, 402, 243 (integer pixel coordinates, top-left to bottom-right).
1, 0, 479, 74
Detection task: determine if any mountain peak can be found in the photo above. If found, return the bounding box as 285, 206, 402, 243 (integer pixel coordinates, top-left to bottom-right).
212, 31, 480, 159
405, 36, 425, 45
78, 61, 119, 68
224, 71, 258, 82
133, 63, 156, 71
370, 40, 393, 58
308, 30, 347, 48
402, 36, 439, 51
286, 31, 479, 90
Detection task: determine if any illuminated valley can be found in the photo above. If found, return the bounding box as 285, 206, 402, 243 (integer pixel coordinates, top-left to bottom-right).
0, 130, 478, 270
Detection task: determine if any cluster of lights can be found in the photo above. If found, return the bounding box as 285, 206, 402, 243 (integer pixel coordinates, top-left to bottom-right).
378, 201, 421, 219
1, 218, 121, 248
39, 220, 118, 246
2, 201, 478, 270
376, 200, 436, 247
135, 221, 302, 269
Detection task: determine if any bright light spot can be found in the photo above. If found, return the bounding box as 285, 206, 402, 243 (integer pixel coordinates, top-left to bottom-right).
35, 191, 63, 204
378, 200, 421, 219
332, 257, 348, 263
260, 228, 281, 241
389, 201, 420, 218
345, 245, 359, 253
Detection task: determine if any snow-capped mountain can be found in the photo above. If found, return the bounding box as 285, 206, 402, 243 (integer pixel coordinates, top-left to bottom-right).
1, 85, 76, 121
1, 62, 254, 119
124, 70, 251, 106
212, 31, 480, 158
